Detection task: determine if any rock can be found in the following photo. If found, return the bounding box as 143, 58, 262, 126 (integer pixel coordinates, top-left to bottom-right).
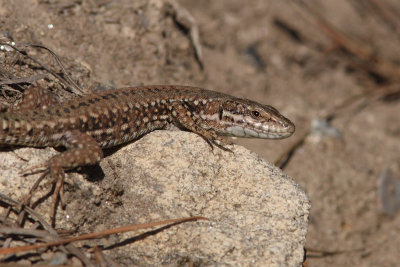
100, 131, 310, 266
0, 131, 310, 266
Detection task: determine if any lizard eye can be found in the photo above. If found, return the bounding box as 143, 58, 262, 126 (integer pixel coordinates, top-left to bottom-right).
251, 110, 261, 118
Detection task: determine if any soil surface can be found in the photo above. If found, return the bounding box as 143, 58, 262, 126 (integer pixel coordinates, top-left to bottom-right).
1, 0, 400, 266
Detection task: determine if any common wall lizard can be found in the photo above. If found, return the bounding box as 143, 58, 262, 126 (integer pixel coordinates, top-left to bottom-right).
0, 85, 295, 217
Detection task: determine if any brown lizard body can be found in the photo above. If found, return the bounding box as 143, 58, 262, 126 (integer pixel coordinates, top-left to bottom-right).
0, 85, 295, 219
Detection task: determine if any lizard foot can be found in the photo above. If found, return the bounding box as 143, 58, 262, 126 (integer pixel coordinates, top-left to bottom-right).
20, 163, 67, 226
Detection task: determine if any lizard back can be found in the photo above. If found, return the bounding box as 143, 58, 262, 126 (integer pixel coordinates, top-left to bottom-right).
0, 85, 294, 148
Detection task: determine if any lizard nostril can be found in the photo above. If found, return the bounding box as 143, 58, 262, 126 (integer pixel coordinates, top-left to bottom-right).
287, 121, 295, 133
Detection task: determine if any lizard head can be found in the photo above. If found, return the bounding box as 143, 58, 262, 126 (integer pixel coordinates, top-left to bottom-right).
214, 98, 295, 139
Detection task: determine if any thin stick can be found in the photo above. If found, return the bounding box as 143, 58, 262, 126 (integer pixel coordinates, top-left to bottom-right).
0, 216, 208, 255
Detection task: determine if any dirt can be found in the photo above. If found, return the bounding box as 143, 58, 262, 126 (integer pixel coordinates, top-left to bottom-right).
1, 0, 400, 266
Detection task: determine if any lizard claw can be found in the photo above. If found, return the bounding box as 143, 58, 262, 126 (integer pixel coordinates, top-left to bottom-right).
18, 162, 66, 225
212, 139, 234, 153
19, 168, 66, 225
50, 171, 66, 224
20, 163, 48, 176
19, 170, 49, 210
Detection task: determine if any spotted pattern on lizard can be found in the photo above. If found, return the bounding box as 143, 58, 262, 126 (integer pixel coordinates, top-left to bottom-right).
0, 85, 295, 220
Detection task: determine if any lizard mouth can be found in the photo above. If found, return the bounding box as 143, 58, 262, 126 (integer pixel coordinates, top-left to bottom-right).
224, 120, 295, 139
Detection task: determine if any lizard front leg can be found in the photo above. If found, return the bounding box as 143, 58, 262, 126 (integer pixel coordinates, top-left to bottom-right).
170, 102, 233, 151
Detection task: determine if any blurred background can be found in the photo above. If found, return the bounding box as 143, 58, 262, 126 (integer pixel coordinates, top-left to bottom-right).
1, 0, 399, 265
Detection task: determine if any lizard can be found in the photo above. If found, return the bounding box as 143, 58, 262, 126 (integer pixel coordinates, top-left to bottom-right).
0, 85, 295, 220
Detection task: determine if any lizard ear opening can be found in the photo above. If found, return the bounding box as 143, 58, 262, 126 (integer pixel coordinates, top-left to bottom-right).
219, 106, 224, 120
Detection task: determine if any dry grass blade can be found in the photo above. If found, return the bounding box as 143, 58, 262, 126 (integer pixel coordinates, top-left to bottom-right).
289, 0, 400, 83
306, 247, 366, 258
275, 130, 308, 169
18, 43, 85, 95
0, 74, 48, 85
367, 0, 400, 35
93, 246, 120, 267
0, 216, 208, 256
0, 193, 92, 266
0, 227, 54, 239
0, 42, 85, 95
164, 0, 203, 69
0, 193, 54, 235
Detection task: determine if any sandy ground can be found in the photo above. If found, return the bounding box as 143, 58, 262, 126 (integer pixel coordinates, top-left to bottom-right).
1, 0, 400, 266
